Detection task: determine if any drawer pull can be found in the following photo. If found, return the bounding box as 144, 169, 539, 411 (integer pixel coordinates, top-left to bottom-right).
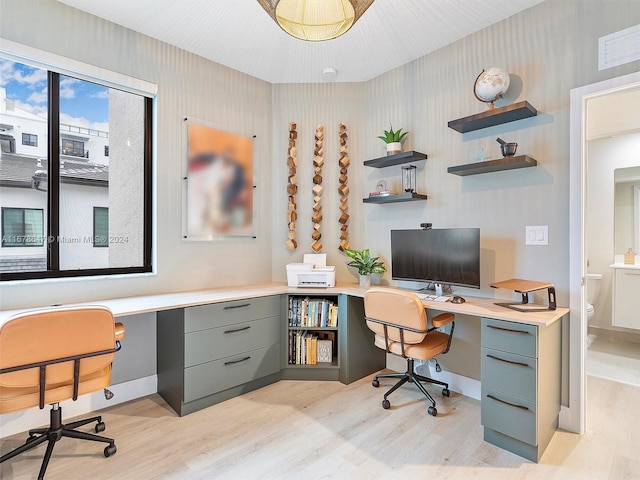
224, 356, 251, 366
223, 326, 251, 334
224, 303, 251, 310
486, 354, 530, 368
486, 325, 529, 335
487, 394, 529, 411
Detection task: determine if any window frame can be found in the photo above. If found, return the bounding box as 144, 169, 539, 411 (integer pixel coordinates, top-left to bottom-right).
0, 56, 154, 281
93, 206, 109, 248
1, 207, 45, 247
21, 133, 38, 147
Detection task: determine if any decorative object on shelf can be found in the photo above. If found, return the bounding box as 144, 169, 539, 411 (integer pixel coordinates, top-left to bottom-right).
311, 124, 324, 253
286, 122, 298, 250
402, 165, 417, 192
473, 67, 511, 109
378, 125, 409, 156
338, 123, 350, 252
257, 0, 375, 42
496, 137, 518, 157
343, 248, 387, 287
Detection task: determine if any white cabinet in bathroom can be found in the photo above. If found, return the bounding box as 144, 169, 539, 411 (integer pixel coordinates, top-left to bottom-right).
612, 267, 640, 330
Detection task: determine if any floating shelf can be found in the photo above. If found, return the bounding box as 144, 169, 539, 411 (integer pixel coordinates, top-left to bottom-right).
363, 192, 428, 204
447, 155, 537, 176
363, 151, 427, 168
448, 101, 538, 133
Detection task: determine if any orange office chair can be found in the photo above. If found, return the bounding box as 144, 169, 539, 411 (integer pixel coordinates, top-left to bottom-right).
0, 305, 125, 480
364, 287, 455, 416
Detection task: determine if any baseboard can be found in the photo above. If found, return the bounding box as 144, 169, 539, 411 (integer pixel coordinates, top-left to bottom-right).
0, 375, 157, 438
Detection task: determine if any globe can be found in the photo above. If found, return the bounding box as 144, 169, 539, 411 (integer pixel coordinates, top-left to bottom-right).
474, 67, 510, 108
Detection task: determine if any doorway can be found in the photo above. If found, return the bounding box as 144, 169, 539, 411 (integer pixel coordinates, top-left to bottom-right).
569, 71, 640, 435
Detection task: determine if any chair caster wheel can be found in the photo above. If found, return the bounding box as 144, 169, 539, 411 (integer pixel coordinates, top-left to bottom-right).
428, 406, 437, 416
442, 388, 450, 397
95, 421, 106, 433
372, 379, 380, 388
104, 445, 117, 457
382, 399, 391, 409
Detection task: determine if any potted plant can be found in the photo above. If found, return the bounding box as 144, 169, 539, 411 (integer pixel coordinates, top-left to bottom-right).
343, 248, 387, 288
378, 125, 409, 156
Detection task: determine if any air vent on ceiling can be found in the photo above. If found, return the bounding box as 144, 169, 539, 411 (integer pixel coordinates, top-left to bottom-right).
599, 24, 640, 71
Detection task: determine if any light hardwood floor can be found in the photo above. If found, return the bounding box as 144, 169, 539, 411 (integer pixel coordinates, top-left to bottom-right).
2, 373, 639, 479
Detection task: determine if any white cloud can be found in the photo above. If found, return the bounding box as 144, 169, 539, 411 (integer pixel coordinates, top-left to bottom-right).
60, 86, 76, 99
90, 89, 110, 99
27, 87, 48, 104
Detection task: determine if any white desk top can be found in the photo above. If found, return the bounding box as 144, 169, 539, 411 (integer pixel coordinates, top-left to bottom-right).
0, 282, 567, 328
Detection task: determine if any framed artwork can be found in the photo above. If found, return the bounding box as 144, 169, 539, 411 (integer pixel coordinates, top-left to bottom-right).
184, 121, 254, 239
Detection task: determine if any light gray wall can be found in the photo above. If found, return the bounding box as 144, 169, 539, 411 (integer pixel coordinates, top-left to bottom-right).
0, 0, 274, 310
1, 0, 639, 387
355, 0, 640, 306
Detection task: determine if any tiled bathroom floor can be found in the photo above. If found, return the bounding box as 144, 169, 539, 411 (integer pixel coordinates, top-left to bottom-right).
587, 334, 640, 386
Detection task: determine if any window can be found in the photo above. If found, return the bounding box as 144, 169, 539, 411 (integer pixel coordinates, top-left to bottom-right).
1, 208, 44, 247
93, 207, 108, 247
0, 57, 153, 280
61, 138, 86, 158
22, 133, 37, 147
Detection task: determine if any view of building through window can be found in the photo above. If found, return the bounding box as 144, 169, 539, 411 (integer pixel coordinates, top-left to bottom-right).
0, 59, 149, 277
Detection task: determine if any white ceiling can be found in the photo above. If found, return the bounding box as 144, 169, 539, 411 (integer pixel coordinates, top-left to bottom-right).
57, 0, 544, 84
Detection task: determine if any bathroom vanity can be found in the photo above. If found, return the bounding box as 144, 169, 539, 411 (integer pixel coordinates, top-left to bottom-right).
611, 257, 640, 330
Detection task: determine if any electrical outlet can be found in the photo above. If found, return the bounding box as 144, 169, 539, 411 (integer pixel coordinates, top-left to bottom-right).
526, 226, 548, 245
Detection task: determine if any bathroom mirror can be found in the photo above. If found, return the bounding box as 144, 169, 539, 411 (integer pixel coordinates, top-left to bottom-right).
614, 166, 640, 254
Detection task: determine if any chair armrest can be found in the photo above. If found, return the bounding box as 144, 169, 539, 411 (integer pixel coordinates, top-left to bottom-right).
432, 312, 454, 328
114, 323, 125, 341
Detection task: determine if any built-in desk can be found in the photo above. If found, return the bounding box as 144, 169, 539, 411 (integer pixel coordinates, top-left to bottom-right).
0, 283, 567, 462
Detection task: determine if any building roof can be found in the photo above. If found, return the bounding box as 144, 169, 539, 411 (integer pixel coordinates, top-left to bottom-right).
0, 152, 108, 189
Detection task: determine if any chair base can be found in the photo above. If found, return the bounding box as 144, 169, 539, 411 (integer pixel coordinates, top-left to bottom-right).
373, 358, 449, 416
0, 403, 116, 480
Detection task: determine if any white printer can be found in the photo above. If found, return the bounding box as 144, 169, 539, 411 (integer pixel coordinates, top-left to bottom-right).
286, 254, 336, 288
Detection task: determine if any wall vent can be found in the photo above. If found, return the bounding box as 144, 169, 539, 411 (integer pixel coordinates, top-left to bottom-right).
599, 24, 640, 71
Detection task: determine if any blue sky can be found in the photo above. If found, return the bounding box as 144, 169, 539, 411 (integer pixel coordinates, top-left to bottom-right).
0, 59, 109, 131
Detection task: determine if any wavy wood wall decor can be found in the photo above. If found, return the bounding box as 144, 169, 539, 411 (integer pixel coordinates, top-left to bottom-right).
338, 123, 350, 251
311, 124, 324, 253
286, 122, 298, 251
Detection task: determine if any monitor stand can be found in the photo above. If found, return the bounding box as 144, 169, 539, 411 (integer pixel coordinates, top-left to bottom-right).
490, 278, 557, 312
419, 283, 449, 296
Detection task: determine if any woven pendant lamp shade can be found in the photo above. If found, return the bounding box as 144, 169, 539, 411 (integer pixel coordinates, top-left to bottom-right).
258, 0, 374, 41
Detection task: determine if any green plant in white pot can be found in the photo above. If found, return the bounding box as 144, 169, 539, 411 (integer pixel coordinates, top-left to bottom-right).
344, 248, 387, 288
378, 125, 409, 156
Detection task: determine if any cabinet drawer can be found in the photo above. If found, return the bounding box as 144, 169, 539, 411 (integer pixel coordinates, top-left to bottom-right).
481, 347, 537, 402
185, 296, 280, 332
481, 318, 537, 357
184, 344, 280, 402
481, 387, 537, 446
184, 316, 280, 367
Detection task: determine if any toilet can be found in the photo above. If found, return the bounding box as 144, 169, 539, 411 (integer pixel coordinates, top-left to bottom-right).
586, 273, 602, 322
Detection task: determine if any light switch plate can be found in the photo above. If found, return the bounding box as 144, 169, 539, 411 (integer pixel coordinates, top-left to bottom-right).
526, 225, 548, 245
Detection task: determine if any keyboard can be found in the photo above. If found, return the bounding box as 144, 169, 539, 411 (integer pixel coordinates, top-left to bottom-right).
417, 293, 450, 302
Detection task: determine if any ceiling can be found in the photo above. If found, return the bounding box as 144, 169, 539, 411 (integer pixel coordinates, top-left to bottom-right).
57, 0, 544, 84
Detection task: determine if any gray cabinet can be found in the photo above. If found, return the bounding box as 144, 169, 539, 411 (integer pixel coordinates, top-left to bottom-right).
480, 317, 561, 462
157, 296, 281, 416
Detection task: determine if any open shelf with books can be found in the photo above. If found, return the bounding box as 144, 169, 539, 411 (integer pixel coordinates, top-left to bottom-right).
281, 294, 386, 383
285, 295, 340, 376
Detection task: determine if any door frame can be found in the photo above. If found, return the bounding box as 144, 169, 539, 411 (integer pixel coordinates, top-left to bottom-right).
567, 71, 640, 434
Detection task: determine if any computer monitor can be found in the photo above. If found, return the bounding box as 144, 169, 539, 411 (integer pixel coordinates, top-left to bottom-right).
390, 228, 480, 293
